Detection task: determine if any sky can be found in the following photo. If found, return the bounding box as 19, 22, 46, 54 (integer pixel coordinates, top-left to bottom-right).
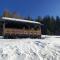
0, 0, 60, 18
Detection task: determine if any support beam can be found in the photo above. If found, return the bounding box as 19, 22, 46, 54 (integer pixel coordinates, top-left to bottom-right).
3, 21, 5, 37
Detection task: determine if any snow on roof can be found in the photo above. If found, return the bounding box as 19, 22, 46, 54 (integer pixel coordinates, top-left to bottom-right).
2, 17, 41, 25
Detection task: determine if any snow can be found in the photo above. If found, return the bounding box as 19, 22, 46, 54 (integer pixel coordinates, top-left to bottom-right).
2, 17, 41, 24
0, 36, 60, 60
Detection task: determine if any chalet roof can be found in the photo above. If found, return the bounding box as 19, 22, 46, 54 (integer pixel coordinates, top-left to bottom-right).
2, 17, 41, 25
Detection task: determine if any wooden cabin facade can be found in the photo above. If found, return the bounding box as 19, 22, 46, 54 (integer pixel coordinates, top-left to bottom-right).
0, 17, 41, 38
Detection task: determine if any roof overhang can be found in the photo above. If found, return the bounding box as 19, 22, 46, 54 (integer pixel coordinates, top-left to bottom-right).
2, 17, 41, 25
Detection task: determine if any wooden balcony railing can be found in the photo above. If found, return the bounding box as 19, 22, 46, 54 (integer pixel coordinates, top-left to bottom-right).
4, 28, 41, 35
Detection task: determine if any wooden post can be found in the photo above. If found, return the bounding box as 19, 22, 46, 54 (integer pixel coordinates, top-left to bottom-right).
3, 21, 5, 38
29, 26, 31, 38
39, 25, 41, 38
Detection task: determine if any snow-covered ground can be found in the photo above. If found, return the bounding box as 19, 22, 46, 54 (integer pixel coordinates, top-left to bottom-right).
0, 35, 60, 60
